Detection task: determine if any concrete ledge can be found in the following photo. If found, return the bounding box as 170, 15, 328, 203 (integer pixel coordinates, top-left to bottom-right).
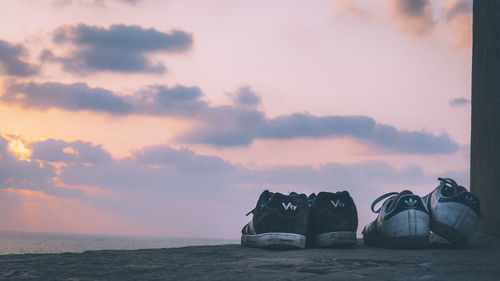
0, 234, 498, 281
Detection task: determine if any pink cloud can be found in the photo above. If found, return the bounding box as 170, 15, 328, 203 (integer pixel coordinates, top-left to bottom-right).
443, 0, 472, 48
386, 0, 436, 37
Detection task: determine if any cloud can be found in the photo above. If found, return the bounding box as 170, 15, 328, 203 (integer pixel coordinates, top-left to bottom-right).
449, 97, 470, 107
0, 39, 39, 77
443, 0, 472, 47
30, 139, 112, 164
1, 81, 459, 154
132, 84, 208, 116
133, 145, 234, 173
3, 135, 468, 237
258, 114, 459, 154
38, 138, 434, 237
387, 0, 436, 37
181, 106, 267, 146
182, 111, 459, 155
231, 86, 262, 107
2, 80, 132, 114
48, 139, 428, 207
0, 136, 55, 190
42, 23, 193, 74
444, 0, 472, 19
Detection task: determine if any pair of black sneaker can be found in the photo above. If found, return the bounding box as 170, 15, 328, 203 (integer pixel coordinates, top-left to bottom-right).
241, 190, 358, 249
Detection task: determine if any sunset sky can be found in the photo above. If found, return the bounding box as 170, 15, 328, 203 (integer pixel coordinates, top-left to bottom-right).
0, 0, 473, 238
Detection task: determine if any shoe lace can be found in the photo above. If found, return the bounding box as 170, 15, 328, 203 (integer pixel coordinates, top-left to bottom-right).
438, 177, 458, 188
438, 177, 460, 196
245, 208, 255, 216
371, 192, 399, 213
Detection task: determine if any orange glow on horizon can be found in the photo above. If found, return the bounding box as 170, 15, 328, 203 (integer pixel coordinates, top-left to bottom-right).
0, 188, 140, 235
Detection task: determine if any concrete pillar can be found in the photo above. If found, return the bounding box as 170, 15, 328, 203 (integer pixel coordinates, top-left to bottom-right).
471, 0, 500, 235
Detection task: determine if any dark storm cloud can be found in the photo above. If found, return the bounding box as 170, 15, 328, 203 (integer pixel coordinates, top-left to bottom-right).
0, 39, 38, 77
43, 23, 193, 74
449, 97, 470, 107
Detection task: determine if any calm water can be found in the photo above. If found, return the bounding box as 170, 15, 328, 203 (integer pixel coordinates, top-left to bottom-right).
0, 231, 238, 255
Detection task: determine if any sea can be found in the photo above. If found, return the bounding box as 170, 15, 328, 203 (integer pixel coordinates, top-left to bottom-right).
0, 231, 238, 255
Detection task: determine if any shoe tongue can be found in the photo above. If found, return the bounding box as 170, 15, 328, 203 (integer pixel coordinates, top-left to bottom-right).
307, 193, 315, 207
257, 190, 273, 207
386, 190, 414, 211
336, 191, 350, 199
443, 184, 467, 196
439, 177, 468, 197
307, 193, 316, 202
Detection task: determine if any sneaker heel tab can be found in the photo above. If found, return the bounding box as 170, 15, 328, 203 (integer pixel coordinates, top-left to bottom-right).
341, 190, 351, 197
389, 194, 427, 215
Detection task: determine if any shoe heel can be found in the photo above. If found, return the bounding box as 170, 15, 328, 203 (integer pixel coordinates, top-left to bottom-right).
431, 220, 468, 247
381, 209, 430, 248
431, 202, 478, 246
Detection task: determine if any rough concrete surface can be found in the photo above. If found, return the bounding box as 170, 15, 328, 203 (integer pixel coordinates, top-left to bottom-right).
0, 234, 498, 281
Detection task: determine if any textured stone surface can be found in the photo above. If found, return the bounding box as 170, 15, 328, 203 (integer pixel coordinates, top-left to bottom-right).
471, 0, 500, 234
0, 234, 498, 281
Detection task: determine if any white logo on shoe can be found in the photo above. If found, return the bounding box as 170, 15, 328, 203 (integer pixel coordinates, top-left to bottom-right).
405, 198, 417, 208
282, 202, 297, 210
330, 200, 345, 208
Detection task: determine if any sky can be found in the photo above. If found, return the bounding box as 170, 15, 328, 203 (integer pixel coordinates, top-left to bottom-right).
0, 0, 473, 239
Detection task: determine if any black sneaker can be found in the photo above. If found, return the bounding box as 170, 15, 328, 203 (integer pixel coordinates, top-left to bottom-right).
423, 177, 481, 247
307, 191, 358, 247
241, 190, 309, 249
362, 190, 430, 248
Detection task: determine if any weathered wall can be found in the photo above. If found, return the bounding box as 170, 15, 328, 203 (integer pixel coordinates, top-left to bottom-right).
471, 0, 500, 235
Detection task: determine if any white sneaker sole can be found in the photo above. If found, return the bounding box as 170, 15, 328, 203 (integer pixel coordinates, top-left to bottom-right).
241, 232, 306, 249
308, 231, 357, 248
